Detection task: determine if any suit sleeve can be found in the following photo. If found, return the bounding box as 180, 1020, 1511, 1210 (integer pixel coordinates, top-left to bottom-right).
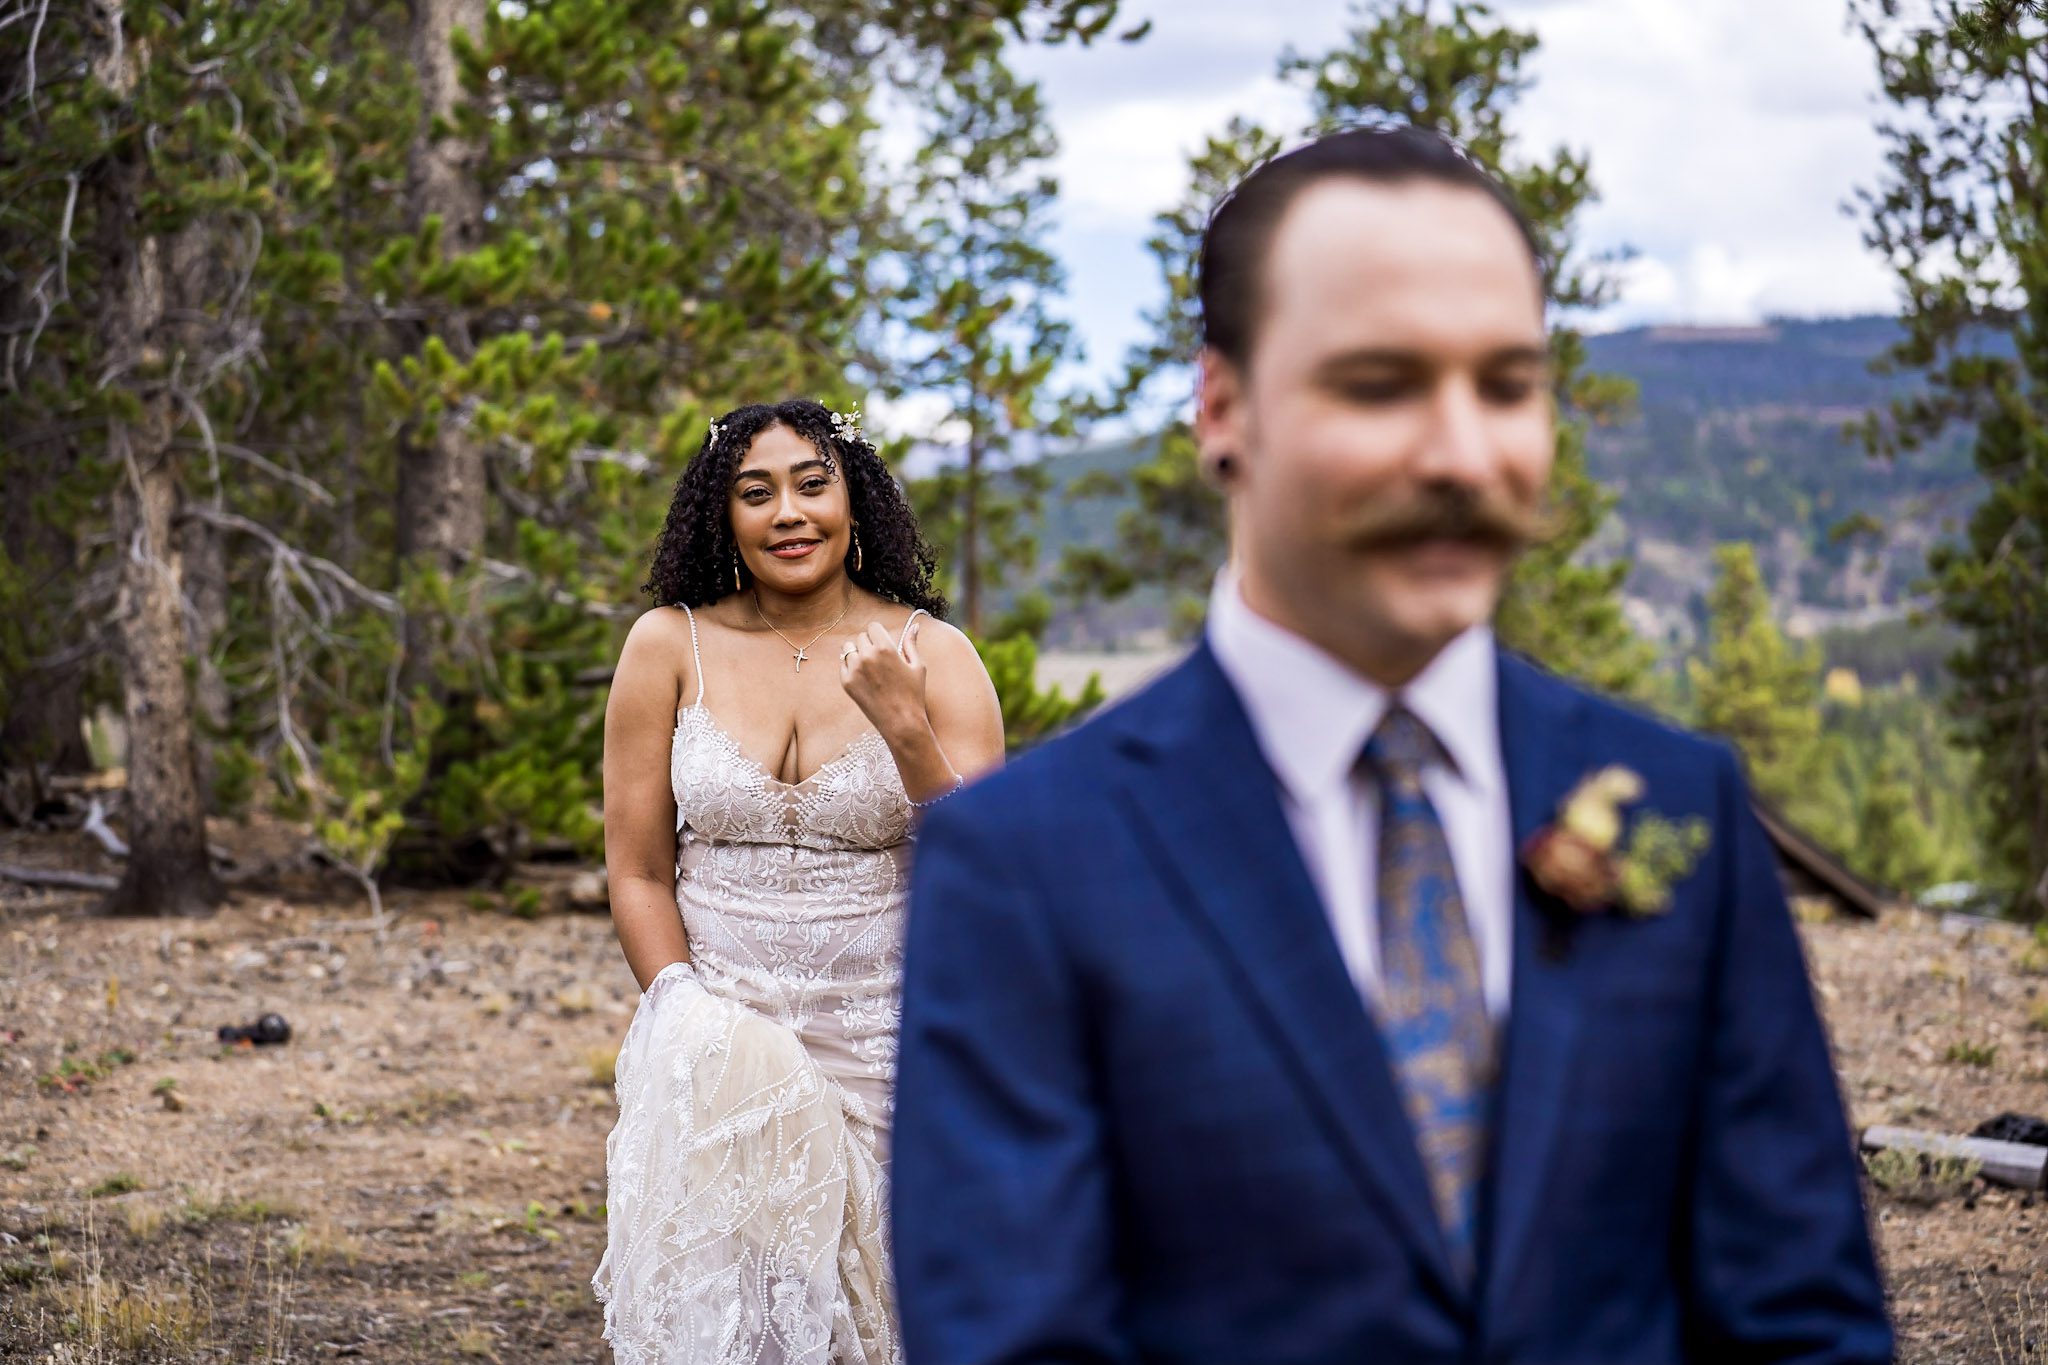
892, 792, 1132, 1365
1682, 747, 1894, 1363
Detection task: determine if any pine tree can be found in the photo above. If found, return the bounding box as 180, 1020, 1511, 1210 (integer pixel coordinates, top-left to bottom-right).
976, 633, 1105, 752
1057, 120, 1279, 635
1687, 544, 1833, 834
1, 1, 1138, 897
1856, 0, 2048, 915
1067, 0, 1652, 693
392, 0, 489, 702
1854, 735, 1941, 897
233, 2, 1135, 885
896, 57, 1078, 636
1, 0, 314, 912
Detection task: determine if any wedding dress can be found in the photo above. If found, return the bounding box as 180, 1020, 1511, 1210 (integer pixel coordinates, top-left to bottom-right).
594, 605, 923, 1365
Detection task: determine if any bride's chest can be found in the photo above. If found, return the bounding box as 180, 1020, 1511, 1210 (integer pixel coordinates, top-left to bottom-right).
671, 708, 911, 849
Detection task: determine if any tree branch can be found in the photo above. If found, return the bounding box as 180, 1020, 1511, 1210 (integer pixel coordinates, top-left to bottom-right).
182, 504, 398, 614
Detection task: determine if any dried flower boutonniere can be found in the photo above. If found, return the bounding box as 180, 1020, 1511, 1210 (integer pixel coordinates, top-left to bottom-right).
1521, 765, 1710, 923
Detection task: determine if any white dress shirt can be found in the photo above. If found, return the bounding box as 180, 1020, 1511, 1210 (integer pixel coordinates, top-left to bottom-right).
1206, 573, 1516, 1017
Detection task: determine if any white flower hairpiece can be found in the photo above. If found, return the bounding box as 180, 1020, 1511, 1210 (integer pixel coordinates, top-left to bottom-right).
706, 421, 724, 445
829, 407, 863, 444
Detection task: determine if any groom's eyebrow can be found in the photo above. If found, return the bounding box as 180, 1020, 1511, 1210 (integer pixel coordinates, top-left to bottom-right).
1315, 343, 1552, 372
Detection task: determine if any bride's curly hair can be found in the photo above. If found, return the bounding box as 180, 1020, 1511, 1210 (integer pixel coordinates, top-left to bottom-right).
641, 398, 950, 617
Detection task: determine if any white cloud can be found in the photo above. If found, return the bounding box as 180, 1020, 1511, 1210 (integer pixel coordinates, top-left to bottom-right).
1052, 79, 1306, 230
998, 0, 1901, 384
864, 390, 969, 447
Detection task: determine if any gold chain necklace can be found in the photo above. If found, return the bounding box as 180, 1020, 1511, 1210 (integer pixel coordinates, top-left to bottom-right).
753, 588, 850, 673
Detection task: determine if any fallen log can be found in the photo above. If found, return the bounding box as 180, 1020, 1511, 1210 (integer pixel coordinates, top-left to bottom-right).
1861, 1124, 2048, 1191
0, 863, 119, 891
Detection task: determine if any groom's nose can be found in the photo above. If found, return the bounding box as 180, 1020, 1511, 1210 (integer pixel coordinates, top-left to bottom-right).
1410, 373, 1496, 487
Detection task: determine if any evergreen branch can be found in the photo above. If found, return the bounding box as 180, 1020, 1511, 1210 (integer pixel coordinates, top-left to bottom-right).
477, 557, 637, 620
537, 146, 831, 247
183, 504, 399, 614
26, 598, 113, 674
22, 0, 49, 117
172, 439, 337, 506
170, 382, 227, 506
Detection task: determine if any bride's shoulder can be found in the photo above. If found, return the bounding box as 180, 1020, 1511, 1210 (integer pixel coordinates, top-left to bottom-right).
614, 605, 705, 699
907, 616, 999, 710
909, 613, 976, 662
621, 603, 699, 650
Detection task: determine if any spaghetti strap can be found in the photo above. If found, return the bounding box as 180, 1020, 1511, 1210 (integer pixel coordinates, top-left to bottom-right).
896, 608, 929, 659
677, 603, 705, 706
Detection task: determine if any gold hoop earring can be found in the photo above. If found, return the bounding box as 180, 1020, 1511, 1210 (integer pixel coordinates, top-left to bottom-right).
852, 526, 863, 573
732, 548, 742, 593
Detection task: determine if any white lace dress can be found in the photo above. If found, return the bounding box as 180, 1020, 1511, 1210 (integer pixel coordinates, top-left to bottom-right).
594, 607, 919, 1365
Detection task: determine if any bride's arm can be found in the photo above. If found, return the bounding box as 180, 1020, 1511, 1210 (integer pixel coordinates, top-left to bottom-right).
841, 616, 1004, 803
603, 610, 692, 992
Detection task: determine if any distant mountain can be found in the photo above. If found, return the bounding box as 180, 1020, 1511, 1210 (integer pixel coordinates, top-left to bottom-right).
1028, 315, 1981, 648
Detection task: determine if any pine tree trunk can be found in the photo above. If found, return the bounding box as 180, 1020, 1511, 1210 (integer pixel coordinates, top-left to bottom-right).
107, 445, 221, 916
93, 0, 220, 917
397, 0, 487, 698
963, 436, 984, 635
177, 505, 230, 795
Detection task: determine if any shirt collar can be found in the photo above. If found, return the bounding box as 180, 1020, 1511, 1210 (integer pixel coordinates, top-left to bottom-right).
1206, 570, 1503, 804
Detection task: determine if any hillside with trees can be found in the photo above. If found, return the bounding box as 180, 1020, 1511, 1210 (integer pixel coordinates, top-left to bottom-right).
1041, 314, 1983, 649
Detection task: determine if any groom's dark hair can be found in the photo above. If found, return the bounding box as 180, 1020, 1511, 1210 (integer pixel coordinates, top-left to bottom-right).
1198, 123, 1546, 367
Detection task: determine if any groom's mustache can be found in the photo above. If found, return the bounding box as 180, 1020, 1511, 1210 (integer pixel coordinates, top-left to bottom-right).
1339, 484, 1555, 555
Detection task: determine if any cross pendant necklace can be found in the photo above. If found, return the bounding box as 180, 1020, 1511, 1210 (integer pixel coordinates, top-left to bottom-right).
754, 589, 850, 674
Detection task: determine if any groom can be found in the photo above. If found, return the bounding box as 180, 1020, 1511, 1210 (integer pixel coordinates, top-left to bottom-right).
892, 126, 1891, 1364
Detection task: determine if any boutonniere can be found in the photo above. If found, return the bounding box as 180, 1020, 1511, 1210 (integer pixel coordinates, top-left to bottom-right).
1521, 765, 1710, 922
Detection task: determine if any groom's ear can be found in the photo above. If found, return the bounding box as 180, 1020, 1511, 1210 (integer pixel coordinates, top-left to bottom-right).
1194, 347, 1247, 488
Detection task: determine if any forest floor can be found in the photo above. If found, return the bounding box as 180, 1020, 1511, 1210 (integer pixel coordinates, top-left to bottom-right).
1, 816, 2045, 1364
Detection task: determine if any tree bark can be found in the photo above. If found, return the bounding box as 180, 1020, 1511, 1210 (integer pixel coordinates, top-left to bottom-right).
397, 0, 488, 699
177, 500, 230, 795
94, 0, 221, 916
963, 435, 984, 636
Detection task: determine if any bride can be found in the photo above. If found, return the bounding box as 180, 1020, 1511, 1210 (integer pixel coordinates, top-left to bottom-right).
593, 399, 1004, 1364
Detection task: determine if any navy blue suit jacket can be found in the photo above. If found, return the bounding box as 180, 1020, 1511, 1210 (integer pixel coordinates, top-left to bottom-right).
892, 644, 1891, 1364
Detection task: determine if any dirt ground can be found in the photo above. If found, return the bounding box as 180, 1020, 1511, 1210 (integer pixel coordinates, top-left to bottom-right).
2, 819, 2045, 1364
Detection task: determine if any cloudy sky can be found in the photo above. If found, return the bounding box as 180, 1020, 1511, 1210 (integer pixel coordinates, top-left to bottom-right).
998, 0, 1901, 393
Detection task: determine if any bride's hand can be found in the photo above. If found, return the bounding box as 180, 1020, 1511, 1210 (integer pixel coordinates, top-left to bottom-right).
839, 618, 928, 740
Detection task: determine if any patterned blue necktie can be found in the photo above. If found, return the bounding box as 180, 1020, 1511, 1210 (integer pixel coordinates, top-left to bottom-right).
1361, 705, 1494, 1275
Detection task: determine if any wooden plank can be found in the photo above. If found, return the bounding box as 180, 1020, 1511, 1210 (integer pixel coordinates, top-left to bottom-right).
1861, 1124, 2048, 1191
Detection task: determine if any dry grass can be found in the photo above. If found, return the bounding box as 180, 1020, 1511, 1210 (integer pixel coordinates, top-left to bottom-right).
180, 1188, 304, 1228
451, 1321, 500, 1357
51, 1274, 212, 1355
121, 1201, 167, 1241
1977, 1275, 2048, 1365
286, 1215, 365, 1268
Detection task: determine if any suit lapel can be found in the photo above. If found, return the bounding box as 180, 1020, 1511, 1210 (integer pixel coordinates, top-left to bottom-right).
1114, 646, 1462, 1299
1483, 654, 1595, 1317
